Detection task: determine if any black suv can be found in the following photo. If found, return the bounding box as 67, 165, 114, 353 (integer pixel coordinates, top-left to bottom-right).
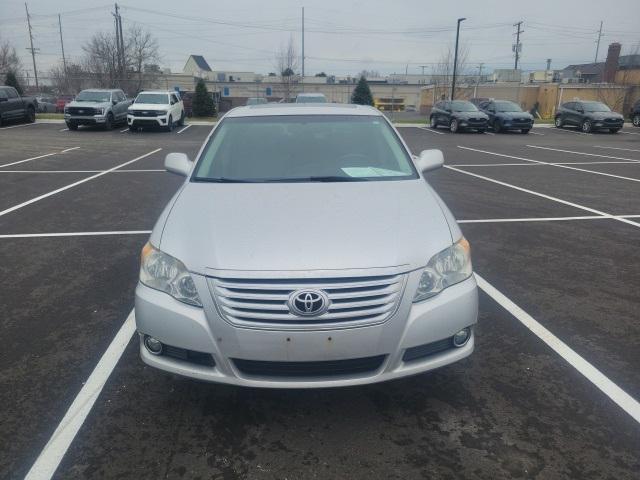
430, 100, 488, 133
479, 99, 534, 134
555, 101, 623, 133
630, 100, 640, 127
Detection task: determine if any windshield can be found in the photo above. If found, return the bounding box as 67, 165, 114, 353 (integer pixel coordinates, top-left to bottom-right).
451, 101, 478, 112
582, 102, 611, 112
135, 93, 169, 104
296, 95, 327, 103
193, 115, 417, 183
494, 101, 522, 112
76, 91, 111, 102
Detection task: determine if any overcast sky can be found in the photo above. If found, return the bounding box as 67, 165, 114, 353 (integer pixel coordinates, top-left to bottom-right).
1, 0, 639, 78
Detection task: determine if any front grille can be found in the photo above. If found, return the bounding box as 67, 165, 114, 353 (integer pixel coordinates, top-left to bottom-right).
467, 118, 487, 124
403, 337, 453, 362
209, 274, 406, 329
162, 344, 215, 367
132, 119, 161, 126
67, 107, 95, 115
130, 110, 163, 117
232, 355, 386, 378
604, 118, 622, 123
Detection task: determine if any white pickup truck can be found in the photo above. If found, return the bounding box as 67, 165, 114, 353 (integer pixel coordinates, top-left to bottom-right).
127, 91, 185, 132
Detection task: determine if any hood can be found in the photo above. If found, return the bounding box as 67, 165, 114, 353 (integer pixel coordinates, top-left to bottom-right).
588, 112, 623, 120
130, 103, 169, 110
498, 111, 533, 120
454, 111, 488, 119
158, 180, 454, 275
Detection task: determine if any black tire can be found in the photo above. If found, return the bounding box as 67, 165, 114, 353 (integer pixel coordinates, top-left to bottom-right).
449, 119, 459, 133
493, 119, 503, 133
581, 119, 592, 133
129, 124, 138, 132
177, 111, 185, 126
25, 106, 36, 123
67, 122, 78, 131
609, 128, 620, 134
554, 116, 563, 128
165, 115, 174, 132
632, 114, 640, 127
0, 114, 3, 127
104, 114, 113, 130
521, 129, 530, 134
429, 116, 437, 128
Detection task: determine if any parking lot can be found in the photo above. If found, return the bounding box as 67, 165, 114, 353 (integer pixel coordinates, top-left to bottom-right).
1, 120, 639, 479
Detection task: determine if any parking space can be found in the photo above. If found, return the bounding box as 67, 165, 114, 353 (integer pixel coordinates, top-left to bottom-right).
1, 121, 639, 479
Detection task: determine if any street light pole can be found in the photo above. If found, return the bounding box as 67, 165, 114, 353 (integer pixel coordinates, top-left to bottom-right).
451, 17, 466, 101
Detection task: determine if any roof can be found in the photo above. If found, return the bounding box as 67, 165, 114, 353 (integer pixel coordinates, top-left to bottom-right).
189, 55, 212, 72
137, 90, 173, 94
562, 63, 604, 75
224, 103, 382, 118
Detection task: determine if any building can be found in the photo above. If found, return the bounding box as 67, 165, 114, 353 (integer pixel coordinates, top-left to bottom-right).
183, 55, 213, 79
560, 43, 640, 84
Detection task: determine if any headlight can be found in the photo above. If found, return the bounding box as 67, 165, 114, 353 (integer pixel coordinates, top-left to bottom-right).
95, 108, 104, 115
413, 237, 472, 302
140, 242, 202, 307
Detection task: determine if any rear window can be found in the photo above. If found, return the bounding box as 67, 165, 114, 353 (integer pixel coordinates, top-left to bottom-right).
193, 115, 417, 183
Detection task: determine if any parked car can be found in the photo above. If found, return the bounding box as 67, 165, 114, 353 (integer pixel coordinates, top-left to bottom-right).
295, 93, 327, 103
246, 97, 268, 105
127, 90, 185, 132
64, 89, 131, 130
430, 100, 488, 133
630, 99, 640, 127
135, 103, 478, 387
0, 86, 37, 126
179, 92, 193, 117
56, 95, 74, 113
555, 101, 624, 133
35, 95, 56, 113
479, 100, 534, 133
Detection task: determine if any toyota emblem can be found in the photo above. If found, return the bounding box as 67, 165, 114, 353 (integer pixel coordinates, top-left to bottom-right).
288, 289, 330, 317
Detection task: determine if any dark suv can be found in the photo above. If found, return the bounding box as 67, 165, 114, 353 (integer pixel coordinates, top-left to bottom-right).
630, 100, 640, 127
555, 101, 623, 133
479, 100, 533, 134
430, 100, 488, 133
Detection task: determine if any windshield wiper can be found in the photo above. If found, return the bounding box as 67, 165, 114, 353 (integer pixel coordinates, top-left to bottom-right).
192, 177, 260, 183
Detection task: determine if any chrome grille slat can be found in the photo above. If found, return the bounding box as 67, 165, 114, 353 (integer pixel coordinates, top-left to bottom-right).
209, 274, 406, 329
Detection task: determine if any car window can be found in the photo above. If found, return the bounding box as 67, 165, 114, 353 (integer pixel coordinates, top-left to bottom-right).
5, 88, 18, 99
451, 101, 478, 112
563, 102, 574, 110
0, 90, 8, 100
582, 101, 611, 112
193, 115, 418, 183
170, 94, 179, 104
494, 101, 522, 112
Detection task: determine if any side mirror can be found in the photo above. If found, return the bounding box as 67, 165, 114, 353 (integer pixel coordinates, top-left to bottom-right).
415, 149, 444, 173
131, 99, 135, 104
165, 152, 192, 176
112, 100, 117, 106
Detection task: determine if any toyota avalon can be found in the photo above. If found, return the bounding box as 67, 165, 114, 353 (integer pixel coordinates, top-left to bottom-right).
135, 103, 478, 388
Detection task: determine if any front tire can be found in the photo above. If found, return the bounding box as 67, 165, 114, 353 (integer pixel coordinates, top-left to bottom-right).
581, 119, 593, 133
67, 122, 78, 131
450, 119, 459, 133
632, 114, 640, 127
129, 124, 138, 132
430, 116, 437, 128
610, 128, 620, 133
104, 114, 113, 130
165, 115, 174, 132
493, 119, 503, 133
554, 116, 563, 128
177, 111, 185, 126
521, 129, 530, 134
25, 106, 36, 123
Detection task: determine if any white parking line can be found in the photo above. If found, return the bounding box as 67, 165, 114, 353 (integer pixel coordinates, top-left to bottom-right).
0, 123, 34, 130
458, 146, 640, 182
120, 128, 129, 133
0, 169, 164, 173
549, 127, 591, 136
0, 230, 151, 239
444, 165, 640, 229
484, 131, 495, 136
0, 148, 161, 218
419, 126, 445, 135
177, 124, 191, 134
59, 128, 68, 132
61, 147, 80, 153
24, 310, 136, 480
528, 131, 545, 136
476, 274, 640, 425
593, 145, 640, 153
452, 160, 639, 168
458, 214, 640, 224
0, 152, 58, 168
526, 145, 640, 163
619, 131, 640, 135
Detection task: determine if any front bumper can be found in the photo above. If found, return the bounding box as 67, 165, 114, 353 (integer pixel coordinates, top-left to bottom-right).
458, 120, 487, 130
127, 114, 168, 127
64, 114, 106, 125
593, 119, 623, 129
135, 271, 478, 388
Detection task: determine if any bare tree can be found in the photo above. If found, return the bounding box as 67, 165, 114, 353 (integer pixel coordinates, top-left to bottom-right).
0, 36, 21, 74
276, 36, 299, 101
432, 44, 470, 100
50, 62, 91, 94
125, 25, 160, 93
82, 32, 120, 88
359, 70, 381, 79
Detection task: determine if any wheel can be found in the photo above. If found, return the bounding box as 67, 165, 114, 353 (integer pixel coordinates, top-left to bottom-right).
25, 106, 36, 123
67, 122, 78, 131
554, 116, 563, 128
0, 114, 3, 127
493, 119, 503, 133
476, 129, 486, 134
581, 119, 592, 133
165, 115, 174, 132
521, 129, 530, 134
429, 116, 437, 128
128, 124, 138, 132
632, 114, 640, 127
104, 113, 113, 130
609, 128, 620, 133
177, 111, 185, 126
449, 119, 459, 133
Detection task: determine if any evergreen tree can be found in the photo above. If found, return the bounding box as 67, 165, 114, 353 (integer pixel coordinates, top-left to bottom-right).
5, 71, 23, 95
351, 76, 374, 106
192, 79, 216, 117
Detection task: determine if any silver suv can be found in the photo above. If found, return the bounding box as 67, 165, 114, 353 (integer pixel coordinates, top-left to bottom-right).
135, 104, 478, 388
64, 89, 131, 130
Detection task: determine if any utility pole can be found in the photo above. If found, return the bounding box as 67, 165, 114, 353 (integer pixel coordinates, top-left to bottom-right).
513, 21, 523, 70
58, 14, 67, 76
25, 2, 39, 90
451, 17, 466, 101
594, 21, 603, 62
478, 62, 484, 82
420, 65, 427, 76
301, 7, 305, 78
546, 58, 552, 70
112, 3, 125, 81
